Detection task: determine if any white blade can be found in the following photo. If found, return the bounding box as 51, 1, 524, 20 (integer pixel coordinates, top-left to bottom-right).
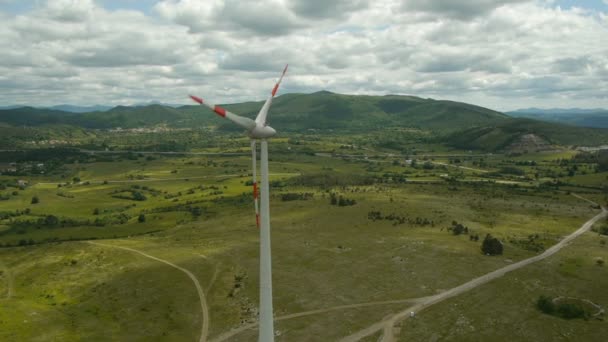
255, 64, 288, 126
190, 95, 256, 130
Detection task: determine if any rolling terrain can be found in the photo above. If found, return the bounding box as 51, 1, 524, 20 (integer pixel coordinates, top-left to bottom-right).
445, 118, 608, 151
508, 108, 608, 129
1, 94, 608, 341
2, 92, 607, 151
1, 92, 508, 132
1, 137, 608, 341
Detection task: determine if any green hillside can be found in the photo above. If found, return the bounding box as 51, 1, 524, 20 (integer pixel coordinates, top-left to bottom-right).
0, 92, 508, 132
507, 109, 608, 128
446, 118, 608, 151
2, 92, 608, 150
0, 105, 214, 129
219, 91, 509, 131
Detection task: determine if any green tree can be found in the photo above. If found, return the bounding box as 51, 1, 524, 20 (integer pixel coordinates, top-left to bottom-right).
31, 196, 39, 204
133, 192, 147, 201
191, 207, 202, 217
598, 150, 608, 171
138, 214, 146, 223
537, 295, 555, 314
481, 234, 503, 255
557, 303, 586, 319
44, 215, 59, 226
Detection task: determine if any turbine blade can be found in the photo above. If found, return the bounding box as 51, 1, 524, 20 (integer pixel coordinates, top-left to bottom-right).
251, 140, 260, 228
189, 95, 256, 130
255, 64, 288, 126
271, 64, 288, 97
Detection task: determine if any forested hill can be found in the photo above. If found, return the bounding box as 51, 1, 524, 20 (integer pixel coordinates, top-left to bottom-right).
0, 105, 200, 129
217, 91, 510, 131
507, 108, 608, 129
2, 91, 608, 149
0, 91, 508, 132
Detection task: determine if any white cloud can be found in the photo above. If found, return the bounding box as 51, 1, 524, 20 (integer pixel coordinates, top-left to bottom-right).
154, 0, 302, 36
0, 0, 607, 111
400, 0, 530, 20
44, 0, 95, 22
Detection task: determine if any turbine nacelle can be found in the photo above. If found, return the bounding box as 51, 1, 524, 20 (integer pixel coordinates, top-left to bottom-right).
189, 64, 287, 141
249, 124, 277, 139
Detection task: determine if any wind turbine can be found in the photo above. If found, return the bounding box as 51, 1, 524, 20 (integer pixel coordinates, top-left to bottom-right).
189, 65, 288, 342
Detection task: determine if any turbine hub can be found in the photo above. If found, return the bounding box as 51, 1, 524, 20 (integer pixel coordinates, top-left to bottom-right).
249, 125, 276, 139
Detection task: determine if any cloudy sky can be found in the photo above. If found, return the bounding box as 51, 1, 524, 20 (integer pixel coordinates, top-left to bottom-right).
0, 0, 607, 111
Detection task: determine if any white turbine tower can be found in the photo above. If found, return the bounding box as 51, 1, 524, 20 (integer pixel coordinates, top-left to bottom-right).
189, 65, 288, 342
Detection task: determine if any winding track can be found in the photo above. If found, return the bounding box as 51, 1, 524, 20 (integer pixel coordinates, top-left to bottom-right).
430, 161, 490, 173
210, 297, 432, 342
340, 202, 607, 342
75, 189, 604, 341
206, 262, 220, 293
88, 241, 209, 342
209, 195, 606, 341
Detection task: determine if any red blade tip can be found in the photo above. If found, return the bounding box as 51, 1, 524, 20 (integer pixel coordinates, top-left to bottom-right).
189, 95, 203, 104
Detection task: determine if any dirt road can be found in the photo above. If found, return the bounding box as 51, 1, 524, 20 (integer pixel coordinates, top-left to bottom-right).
210, 297, 433, 342
340, 205, 608, 342
430, 161, 489, 173
88, 241, 209, 342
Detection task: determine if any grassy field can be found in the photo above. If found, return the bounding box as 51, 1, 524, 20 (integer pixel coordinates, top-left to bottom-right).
1, 143, 606, 341
397, 233, 608, 341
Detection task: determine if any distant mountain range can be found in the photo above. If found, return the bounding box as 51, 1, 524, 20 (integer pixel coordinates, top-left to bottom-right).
0, 102, 183, 113
1, 92, 607, 150
0, 104, 111, 112
507, 108, 608, 128
0, 92, 509, 131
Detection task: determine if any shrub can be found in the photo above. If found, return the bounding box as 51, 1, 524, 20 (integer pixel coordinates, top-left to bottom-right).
481, 234, 503, 255
449, 221, 469, 236
191, 207, 203, 217
536, 296, 589, 320
138, 214, 146, 223
537, 295, 555, 314
556, 303, 586, 319
133, 192, 147, 201
44, 215, 59, 226
31, 196, 39, 204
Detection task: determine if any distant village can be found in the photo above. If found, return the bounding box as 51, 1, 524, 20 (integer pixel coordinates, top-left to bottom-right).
0, 161, 46, 176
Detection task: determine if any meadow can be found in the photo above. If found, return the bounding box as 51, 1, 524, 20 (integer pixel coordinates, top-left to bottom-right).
1, 139, 606, 341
